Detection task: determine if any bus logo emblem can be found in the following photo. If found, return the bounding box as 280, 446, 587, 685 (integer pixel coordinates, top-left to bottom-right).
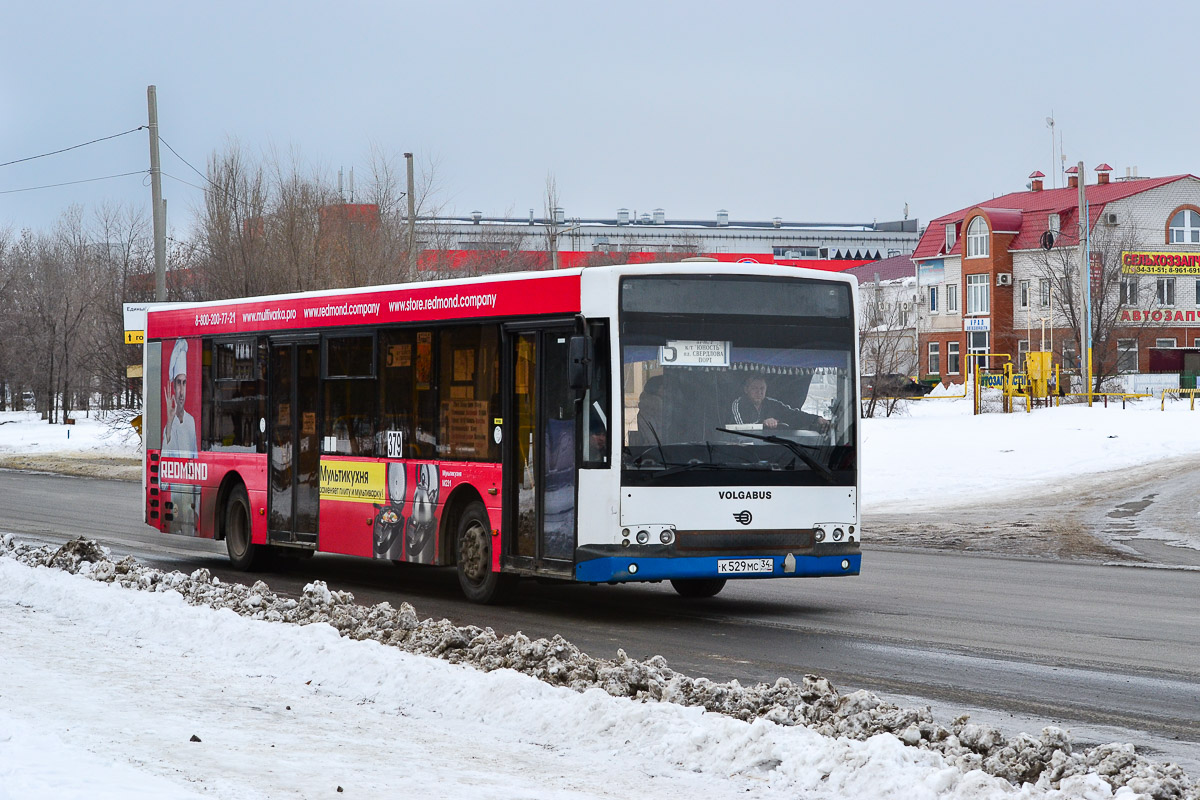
733, 510, 753, 526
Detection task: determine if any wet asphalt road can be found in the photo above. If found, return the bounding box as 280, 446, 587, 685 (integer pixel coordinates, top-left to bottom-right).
2, 467, 1198, 767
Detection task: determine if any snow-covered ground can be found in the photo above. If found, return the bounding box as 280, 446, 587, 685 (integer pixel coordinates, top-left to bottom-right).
2, 395, 1200, 799
861, 386, 1200, 527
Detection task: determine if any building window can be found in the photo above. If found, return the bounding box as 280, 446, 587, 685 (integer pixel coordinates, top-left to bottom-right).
1169, 208, 1200, 244
1117, 339, 1139, 373
1018, 339, 1030, 368
1048, 213, 1061, 233
1156, 338, 1177, 348
1063, 342, 1079, 371
929, 286, 939, 313
928, 342, 940, 374
772, 245, 822, 259
1121, 277, 1139, 306
1019, 279, 1030, 308
944, 223, 956, 252
966, 216, 989, 258
945, 283, 958, 312
966, 274, 989, 315
1039, 278, 1051, 308
1157, 277, 1176, 306
947, 341, 960, 375
1195, 278, 1200, 306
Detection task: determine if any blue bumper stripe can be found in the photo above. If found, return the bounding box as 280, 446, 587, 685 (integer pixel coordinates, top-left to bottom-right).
574, 553, 861, 583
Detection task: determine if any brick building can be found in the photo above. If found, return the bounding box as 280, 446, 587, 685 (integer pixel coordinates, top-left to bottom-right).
912, 166, 1200, 385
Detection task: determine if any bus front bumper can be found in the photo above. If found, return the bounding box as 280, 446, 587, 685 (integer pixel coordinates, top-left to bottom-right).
574, 550, 861, 584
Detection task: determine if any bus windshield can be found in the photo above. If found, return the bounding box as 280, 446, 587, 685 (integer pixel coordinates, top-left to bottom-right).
619, 275, 856, 486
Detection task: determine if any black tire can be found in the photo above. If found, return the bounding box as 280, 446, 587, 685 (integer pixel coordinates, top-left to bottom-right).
224, 484, 266, 571
670, 578, 727, 598
455, 501, 516, 604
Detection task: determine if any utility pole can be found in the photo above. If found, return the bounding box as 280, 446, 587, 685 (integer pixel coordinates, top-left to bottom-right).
405, 153, 417, 275
147, 86, 167, 302
1076, 160, 1091, 405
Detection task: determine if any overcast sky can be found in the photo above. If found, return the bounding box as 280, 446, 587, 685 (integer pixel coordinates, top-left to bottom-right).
2, 1, 1195, 238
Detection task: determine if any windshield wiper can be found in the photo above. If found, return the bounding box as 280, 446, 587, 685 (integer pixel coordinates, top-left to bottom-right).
715, 427, 835, 483
652, 460, 772, 479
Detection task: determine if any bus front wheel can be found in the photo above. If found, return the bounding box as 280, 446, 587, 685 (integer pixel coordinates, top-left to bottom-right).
224, 484, 266, 571
455, 502, 516, 604
670, 578, 727, 598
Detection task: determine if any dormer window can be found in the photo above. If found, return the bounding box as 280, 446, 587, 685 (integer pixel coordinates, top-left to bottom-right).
1048, 213, 1061, 233
966, 216, 989, 258
1169, 208, 1200, 244
944, 222, 956, 252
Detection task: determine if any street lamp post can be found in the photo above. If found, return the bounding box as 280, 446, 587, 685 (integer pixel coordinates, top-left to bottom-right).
1075, 160, 1093, 405
548, 216, 581, 270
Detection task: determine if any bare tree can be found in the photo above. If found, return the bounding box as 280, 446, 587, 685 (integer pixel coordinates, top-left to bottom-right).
195, 141, 272, 299
89, 202, 152, 410
0, 226, 17, 410
1030, 220, 1157, 393
191, 143, 446, 295
858, 280, 919, 418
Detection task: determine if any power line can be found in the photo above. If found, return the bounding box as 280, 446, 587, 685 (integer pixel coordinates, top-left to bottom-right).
0, 127, 146, 169
0, 170, 148, 195
158, 136, 212, 187
161, 170, 208, 192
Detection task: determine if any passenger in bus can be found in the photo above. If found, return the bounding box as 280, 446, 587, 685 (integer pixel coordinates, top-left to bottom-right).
634, 375, 665, 445
728, 373, 828, 432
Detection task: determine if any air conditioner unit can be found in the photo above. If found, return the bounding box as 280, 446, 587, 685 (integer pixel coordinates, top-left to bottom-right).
1104, 212, 1119, 225
996, 273, 1013, 286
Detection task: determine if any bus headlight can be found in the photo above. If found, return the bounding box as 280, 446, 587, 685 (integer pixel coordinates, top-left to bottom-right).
659, 530, 674, 544
815, 529, 826, 542
636, 530, 650, 544
832, 528, 844, 541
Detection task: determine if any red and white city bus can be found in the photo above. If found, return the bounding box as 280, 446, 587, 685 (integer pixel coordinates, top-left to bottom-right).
142, 262, 861, 603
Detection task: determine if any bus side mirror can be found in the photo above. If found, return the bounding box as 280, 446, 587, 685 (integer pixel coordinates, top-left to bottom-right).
568, 335, 594, 390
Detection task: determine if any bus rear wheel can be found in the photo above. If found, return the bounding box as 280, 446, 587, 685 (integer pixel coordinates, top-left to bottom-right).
456, 501, 516, 604
225, 484, 266, 571
670, 578, 727, 598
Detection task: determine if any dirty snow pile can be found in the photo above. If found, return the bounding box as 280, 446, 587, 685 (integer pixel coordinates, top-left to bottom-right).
1, 535, 1193, 800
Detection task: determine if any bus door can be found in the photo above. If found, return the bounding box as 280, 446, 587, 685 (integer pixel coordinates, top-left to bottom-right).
507, 327, 577, 575
268, 338, 320, 547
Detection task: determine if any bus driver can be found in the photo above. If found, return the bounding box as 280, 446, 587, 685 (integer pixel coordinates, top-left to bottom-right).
729, 373, 828, 432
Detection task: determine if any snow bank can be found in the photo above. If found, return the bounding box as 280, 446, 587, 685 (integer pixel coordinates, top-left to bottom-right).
2, 534, 1192, 800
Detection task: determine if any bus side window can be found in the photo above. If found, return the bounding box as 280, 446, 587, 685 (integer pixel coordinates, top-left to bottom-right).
379, 329, 420, 458
582, 323, 610, 467
437, 324, 500, 462
205, 337, 266, 454
323, 334, 376, 457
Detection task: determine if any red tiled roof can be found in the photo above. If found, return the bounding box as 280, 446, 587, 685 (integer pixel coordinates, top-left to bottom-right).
843, 254, 916, 283
912, 175, 1192, 260
977, 207, 1023, 233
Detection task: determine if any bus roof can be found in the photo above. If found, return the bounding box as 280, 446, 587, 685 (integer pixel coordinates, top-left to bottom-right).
145, 263, 858, 340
